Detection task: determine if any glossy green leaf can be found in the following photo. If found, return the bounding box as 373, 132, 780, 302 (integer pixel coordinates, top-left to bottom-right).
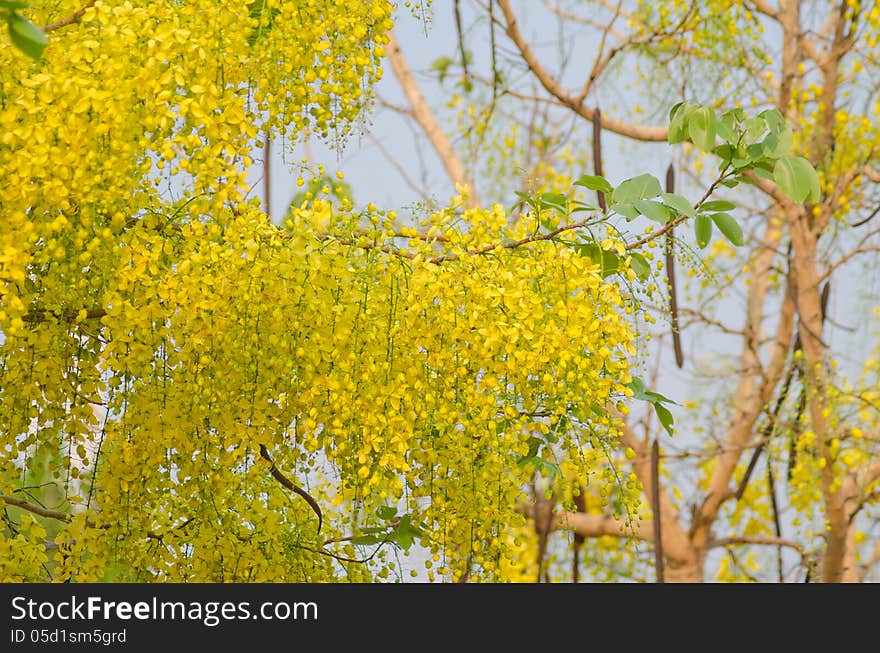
694, 214, 712, 248
351, 534, 384, 546
643, 389, 677, 405
759, 108, 785, 133
632, 199, 671, 224
709, 212, 743, 246
688, 106, 716, 152
668, 101, 689, 144
700, 200, 736, 212
377, 505, 398, 521
609, 202, 640, 220
628, 252, 651, 281
763, 124, 793, 156
714, 114, 738, 143
574, 174, 614, 194
7, 12, 47, 59
773, 155, 821, 203
660, 192, 696, 218
611, 173, 662, 204
575, 243, 620, 277
654, 403, 675, 437
743, 116, 766, 139
626, 375, 648, 400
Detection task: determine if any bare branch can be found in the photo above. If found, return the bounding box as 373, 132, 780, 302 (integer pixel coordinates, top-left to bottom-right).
1, 495, 72, 523
259, 444, 322, 534
495, 0, 667, 142
385, 29, 480, 207
708, 535, 805, 555
691, 211, 793, 548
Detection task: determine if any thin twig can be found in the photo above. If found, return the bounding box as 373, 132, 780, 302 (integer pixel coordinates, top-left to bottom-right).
43, 0, 96, 33
259, 444, 323, 534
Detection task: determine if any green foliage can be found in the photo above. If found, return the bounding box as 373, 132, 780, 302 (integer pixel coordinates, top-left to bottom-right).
247, 0, 281, 46
3, 2, 46, 60
626, 376, 677, 437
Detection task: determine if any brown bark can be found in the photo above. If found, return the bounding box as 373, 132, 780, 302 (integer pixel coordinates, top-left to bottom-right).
385, 29, 480, 208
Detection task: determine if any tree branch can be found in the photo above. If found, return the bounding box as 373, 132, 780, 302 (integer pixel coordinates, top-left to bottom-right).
495, 0, 667, 142
43, 0, 96, 33
259, 444, 323, 534
385, 29, 480, 207
1, 495, 72, 523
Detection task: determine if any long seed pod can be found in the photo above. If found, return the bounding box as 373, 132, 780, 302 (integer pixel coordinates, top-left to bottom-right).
665, 164, 684, 367
572, 485, 586, 582
651, 439, 664, 583
593, 107, 606, 212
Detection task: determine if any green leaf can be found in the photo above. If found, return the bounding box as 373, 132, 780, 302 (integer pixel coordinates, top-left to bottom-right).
626, 376, 648, 401
714, 114, 738, 143
643, 390, 677, 405
395, 532, 414, 550
515, 436, 542, 466
660, 192, 696, 218
688, 106, 716, 152
700, 200, 736, 212
694, 214, 712, 248
746, 143, 765, 160
628, 252, 651, 281
713, 144, 735, 162
751, 166, 776, 181
575, 243, 620, 277
632, 199, 671, 224
569, 200, 597, 214
709, 212, 743, 246
513, 190, 538, 212
7, 12, 47, 59
536, 192, 568, 213
377, 506, 398, 521
773, 155, 821, 203
609, 202, 640, 220
573, 174, 614, 194
431, 55, 453, 72
759, 108, 785, 133
743, 116, 766, 139
722, 107, 744, 123
532, 457, 561, 479
246, 0, 280, 46
0, 1, 30, 9
762, 124, 793, 156
668, 102, 688, 144
611, 173, 662, 204
654, 403, 675, 437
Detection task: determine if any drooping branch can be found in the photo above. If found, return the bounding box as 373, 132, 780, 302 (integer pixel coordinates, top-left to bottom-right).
259, 444, 323, 534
